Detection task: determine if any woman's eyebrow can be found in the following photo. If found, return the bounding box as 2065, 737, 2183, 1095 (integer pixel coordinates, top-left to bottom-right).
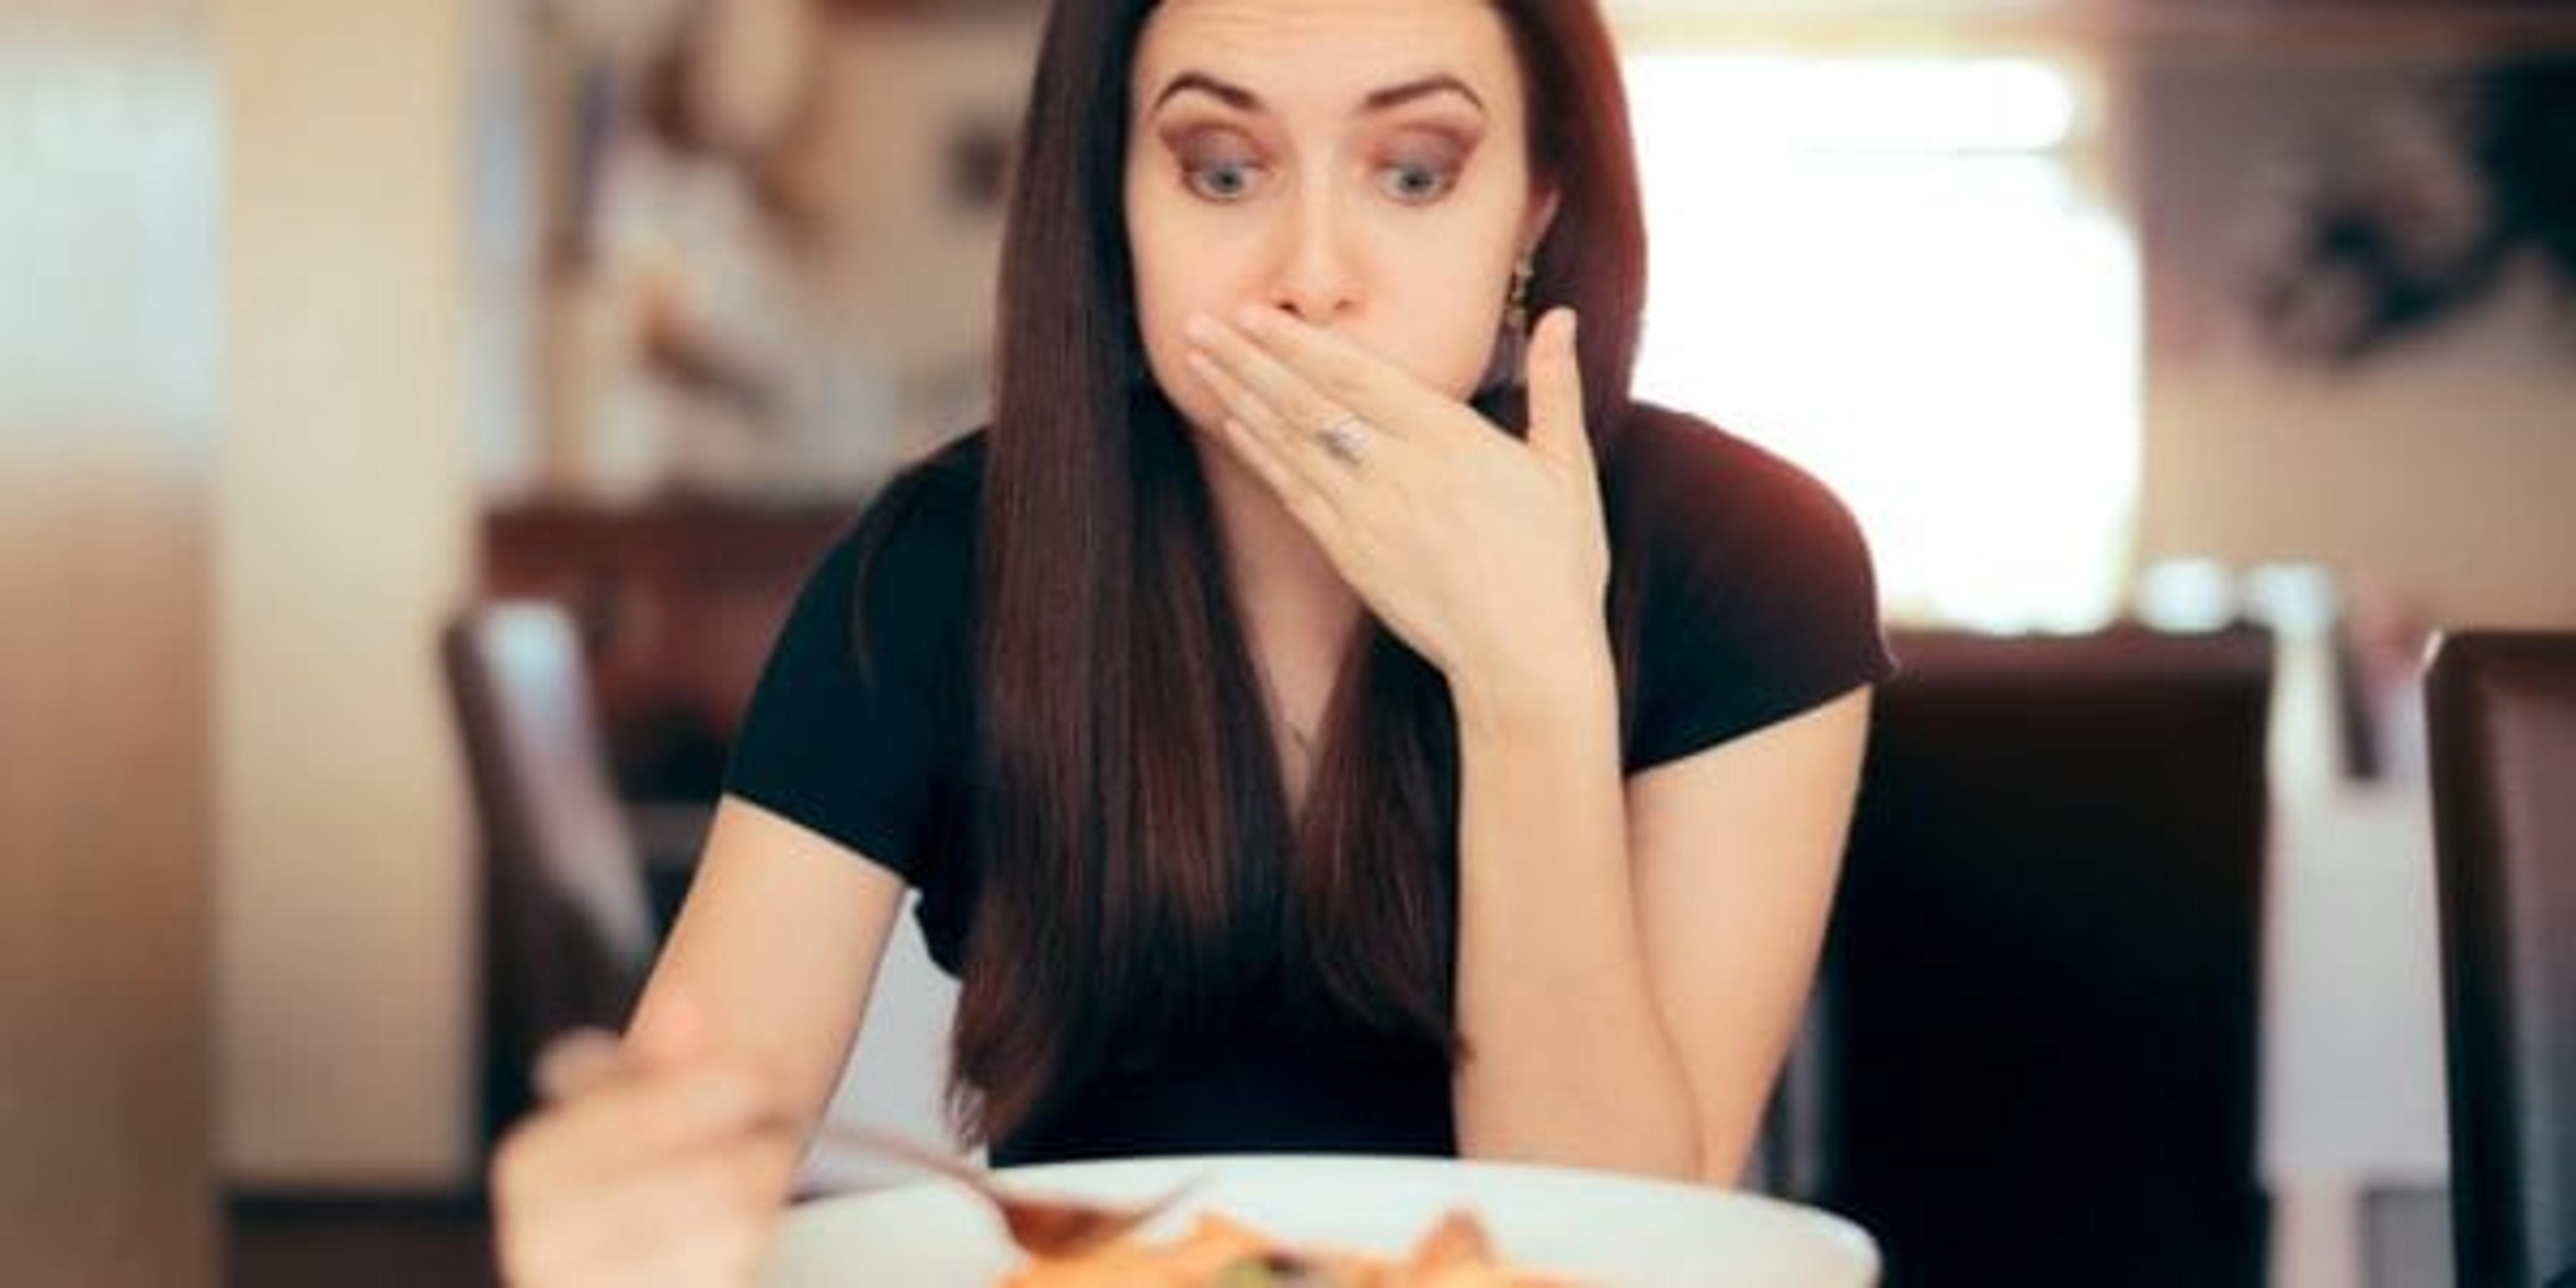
1148, 70, 1487, 118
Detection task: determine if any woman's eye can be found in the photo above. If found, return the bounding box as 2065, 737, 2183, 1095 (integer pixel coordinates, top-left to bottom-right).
1379, 161, 1458, 204
1184, 160, 1265, 203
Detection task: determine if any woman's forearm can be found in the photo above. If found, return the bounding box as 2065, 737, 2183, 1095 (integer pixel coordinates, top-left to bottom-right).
1446, 639, 1701, 1180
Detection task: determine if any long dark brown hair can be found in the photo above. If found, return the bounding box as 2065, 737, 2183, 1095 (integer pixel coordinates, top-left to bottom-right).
858, 0, 1650, 1148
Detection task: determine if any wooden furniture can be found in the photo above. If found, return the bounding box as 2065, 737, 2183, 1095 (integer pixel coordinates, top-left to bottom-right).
442, 603, 661, 1147
480, 498, 863, 804
465, 496, 870, 1143
2426, 631, 2576, 1288
1786, 625, 2277, 1287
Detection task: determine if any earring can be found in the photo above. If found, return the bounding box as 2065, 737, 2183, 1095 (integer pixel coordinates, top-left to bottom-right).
1487, 254, 1537, 390
1505, 254, 1535, 335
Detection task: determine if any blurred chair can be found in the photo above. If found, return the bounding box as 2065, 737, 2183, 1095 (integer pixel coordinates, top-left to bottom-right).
2426, 631, 2576, 1288
1780, 625, 2275, 1287
443, 598, 967, 1181
442, 601, 659, 1150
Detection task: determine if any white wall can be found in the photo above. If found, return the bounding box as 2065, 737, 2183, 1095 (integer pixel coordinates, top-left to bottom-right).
214, 0, 480, 1185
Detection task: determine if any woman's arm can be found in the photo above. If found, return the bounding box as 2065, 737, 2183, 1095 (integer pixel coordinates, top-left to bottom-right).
490, 796, 908, 1285
1626, 688, 1871, 1183
624, 794, 911, 1132
1449, 655, 1870, 1185
1447, 644, 1697, 1179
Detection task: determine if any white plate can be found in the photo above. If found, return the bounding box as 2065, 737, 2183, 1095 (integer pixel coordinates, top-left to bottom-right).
758, 1153, 1880, 1287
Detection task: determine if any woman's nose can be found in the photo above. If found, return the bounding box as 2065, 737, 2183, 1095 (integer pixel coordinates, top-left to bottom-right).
1265, 186, 1360, 325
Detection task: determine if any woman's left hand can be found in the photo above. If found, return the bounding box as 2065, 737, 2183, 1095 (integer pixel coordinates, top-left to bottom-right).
1181, 303, 1611, 700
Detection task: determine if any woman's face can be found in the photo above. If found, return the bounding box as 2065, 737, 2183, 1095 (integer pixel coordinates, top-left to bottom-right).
1124, 0, 1558, 435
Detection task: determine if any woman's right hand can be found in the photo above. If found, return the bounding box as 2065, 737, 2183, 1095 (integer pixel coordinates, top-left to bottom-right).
490, 993, 804, 1287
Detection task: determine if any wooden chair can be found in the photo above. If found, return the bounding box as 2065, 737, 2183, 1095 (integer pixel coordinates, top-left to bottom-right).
1781, 625, 2276, 1286
2426, 631, 2576, 1288
441, 601, 658, 1149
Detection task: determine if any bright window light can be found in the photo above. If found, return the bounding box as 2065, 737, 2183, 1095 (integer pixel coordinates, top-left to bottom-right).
1625, 55, 2139, 634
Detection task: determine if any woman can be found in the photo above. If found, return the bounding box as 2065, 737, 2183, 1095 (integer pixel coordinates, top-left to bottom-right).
492, 0, 1894, 1281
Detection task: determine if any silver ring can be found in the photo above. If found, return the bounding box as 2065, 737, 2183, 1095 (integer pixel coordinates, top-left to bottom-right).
1315, 415, 1371, 468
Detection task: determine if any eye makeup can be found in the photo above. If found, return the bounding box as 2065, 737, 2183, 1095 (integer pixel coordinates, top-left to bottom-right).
1154, 117, 1485, 205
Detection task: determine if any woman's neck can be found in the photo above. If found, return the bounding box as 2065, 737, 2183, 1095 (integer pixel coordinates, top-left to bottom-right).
1193, 440, 1362, 666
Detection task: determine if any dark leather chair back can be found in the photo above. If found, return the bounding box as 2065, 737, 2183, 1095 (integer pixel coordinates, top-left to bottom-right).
442, 602, 657, 1147
2427, 631, 2576, 1288
1803, 625, 2275, 1287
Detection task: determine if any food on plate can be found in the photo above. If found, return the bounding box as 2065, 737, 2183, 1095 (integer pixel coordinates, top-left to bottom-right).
1000, 1208, 1578, 1286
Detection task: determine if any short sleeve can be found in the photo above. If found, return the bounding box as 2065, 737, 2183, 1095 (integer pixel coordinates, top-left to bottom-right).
1614, 407, 1898, 774
722, 466, 976, 883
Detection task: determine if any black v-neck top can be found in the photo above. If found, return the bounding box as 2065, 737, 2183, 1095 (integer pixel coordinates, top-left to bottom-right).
722, 400, 1896, 1165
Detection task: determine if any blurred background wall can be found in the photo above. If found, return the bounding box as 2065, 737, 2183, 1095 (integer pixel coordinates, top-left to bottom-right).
211, 0, 480, 1187
2138, 52, 2576, 631
1, 0, 219, 1279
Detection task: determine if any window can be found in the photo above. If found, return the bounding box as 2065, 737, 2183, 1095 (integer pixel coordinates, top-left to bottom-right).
1625, 54, 2139, 633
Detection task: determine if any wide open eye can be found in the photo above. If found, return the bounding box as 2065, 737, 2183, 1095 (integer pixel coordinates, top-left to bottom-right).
1185, 156, 1271, 203
1378, 160, 1459, 205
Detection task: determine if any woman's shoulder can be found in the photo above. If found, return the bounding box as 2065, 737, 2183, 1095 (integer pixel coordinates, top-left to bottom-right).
1601, 400, 1870, 574
861, 427, 988, 547
765, 427, 988, 683
725, 429, 989, 888
832, 428, 988, 600
1603, 401, 1894, 767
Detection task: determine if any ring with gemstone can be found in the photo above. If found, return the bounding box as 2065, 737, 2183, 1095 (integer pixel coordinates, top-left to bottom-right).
1315, 415, 1371, 467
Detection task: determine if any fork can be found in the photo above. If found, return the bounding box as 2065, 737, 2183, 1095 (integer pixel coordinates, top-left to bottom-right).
535, 1028, 1201, 1258
806, 1121, 1206, 1259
